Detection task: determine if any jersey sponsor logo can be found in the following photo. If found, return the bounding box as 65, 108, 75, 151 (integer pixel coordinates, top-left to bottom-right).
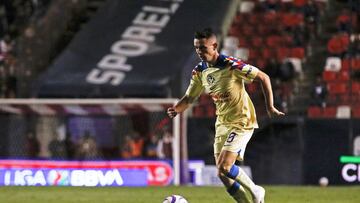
210, 91, 230, 102
207, 74, 215, 85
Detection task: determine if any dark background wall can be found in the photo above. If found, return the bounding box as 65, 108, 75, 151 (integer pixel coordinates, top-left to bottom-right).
187, 117, 360, 185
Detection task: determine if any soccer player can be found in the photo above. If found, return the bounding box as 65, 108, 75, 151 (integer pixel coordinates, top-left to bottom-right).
167, 28, 285, 203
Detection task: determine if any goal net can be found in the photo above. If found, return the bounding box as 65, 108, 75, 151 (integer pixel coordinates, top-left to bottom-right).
0, 98, 187, 186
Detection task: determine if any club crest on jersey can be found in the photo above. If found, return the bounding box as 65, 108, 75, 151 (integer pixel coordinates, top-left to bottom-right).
207, 74, 215, 85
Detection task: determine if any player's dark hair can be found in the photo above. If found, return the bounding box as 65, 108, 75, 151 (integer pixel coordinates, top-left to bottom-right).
194, 28, 216, 39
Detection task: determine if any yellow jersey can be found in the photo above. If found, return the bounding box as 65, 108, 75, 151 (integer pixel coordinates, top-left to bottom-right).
185, 54, 259, 129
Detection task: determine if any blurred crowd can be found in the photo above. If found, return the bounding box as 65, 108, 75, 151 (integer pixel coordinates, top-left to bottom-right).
0, 0, 50, 98
25, 127, 174, 161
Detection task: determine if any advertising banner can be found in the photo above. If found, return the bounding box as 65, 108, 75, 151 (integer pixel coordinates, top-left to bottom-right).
33, 0, 232, 98
0, 160, 173, 186
0, 168, 147, 187
340, 156, 360, 184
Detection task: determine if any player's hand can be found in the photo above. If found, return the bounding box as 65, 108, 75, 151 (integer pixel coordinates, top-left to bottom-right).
167, 107, 178, 118
267, 106, 285, 118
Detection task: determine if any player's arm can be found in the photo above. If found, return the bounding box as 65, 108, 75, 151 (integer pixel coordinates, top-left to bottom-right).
254, 70, 285, 117
167, 95, 194, 118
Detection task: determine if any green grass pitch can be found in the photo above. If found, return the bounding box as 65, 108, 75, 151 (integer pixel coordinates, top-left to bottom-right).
0, 186, 359, 203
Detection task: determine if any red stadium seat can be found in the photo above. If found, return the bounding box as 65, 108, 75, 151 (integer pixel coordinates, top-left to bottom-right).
282, 34, 293, 47
276, 47, 290, 62
238, 37, 248, 47
342, 58, 360, 70
249, 14, 259, 25
353, 58, 360, 70
338, 71, 349, 81
255, 59, 266, 70
352, 82, 360, 92
263, 12, 278, 24
291, 47, 305, 59
307, 106, 322, 118
341, 59, 350, 70
233, 13, 243, 25
322, 71, 337, 82
322, 106, 337, 118
293, 0, 307, 8
339, 94, 351, 105
243, 26, 255, 37
352, 107, 360, 118
282, 13, 304, 28
266, 35, 281, 47
262, 47, 274, 59
248, 49, 260, 60
256, 24, 269, 36
229, 25, 241, 37
330, 33, 350, 54
327, 82, 348, 95
251, 36, 263, 48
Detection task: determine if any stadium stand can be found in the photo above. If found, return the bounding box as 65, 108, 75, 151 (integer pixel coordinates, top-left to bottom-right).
307, 0, 359, 118
193, 0, 328, 118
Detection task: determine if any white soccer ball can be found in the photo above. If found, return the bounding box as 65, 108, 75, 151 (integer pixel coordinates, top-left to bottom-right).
163, 195, 188, 203
319, 177, 329, 187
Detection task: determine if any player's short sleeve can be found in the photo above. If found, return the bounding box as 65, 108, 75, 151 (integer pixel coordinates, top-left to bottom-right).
230, 60, 259, 82
185, 67, 204, 100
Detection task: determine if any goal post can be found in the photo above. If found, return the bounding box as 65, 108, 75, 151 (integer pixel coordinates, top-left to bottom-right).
0, 98, 187, 186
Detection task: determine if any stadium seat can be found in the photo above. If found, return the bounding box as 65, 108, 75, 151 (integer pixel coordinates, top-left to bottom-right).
342, 58, 360, 71
223, 36, 239, 49
338, 71, 349, 81
266, 35, 281, 47
352, 82, 360, 92
262, 47, 274, 59
327, 82, 348, 95
256, 59, 266, 70
249, 14, 259, 25
234, 48, 249, 60
276, 47, 290, 61
248, 49, 259, 61
341, 59, 350, 70
325, 57, 341, 72
291, 47, 305, 59
251, 36, 263, 48
239, 1, 255, 13
339, 94, 351, 105
353, 58, 360, 70
336, 105, 351, 119
243, 26, 255, 37
232, 13, 243, 25
282, 12, 304, 28
256, 24, 269, 36
322, 106, 337, 118
307, 106, 322, 118
221, 47, 235, 57
327, 34, 348, 55
228, 26, 242, 37
293, 0, 307, 8
352, 106, 360, 118
322, 71, 337, 82
263, 12, 278, 23
238, 37, 249, 47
